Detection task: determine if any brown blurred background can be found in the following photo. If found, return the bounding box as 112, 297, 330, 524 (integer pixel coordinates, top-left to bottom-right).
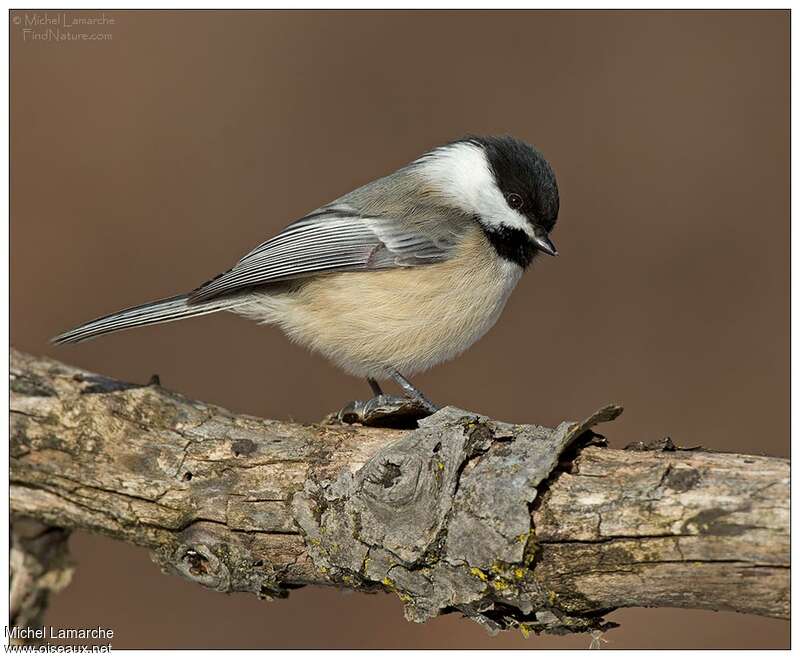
10, 9, 788, 649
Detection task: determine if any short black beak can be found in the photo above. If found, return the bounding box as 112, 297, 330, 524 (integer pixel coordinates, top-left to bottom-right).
534, 232, 558, 257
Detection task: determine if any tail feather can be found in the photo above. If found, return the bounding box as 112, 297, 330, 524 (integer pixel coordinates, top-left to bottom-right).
52, 294, 245, 345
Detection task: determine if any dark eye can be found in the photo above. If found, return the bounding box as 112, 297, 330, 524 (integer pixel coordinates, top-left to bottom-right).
507, 193, 524, 210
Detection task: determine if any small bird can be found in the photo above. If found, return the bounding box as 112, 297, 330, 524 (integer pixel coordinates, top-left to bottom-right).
54, 135, 559, 413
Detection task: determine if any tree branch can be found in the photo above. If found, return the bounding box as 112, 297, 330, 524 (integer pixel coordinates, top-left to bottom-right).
10, 349, 788, 636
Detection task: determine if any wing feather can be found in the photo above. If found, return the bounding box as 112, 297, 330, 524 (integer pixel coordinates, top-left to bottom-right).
189, 204, 459, 302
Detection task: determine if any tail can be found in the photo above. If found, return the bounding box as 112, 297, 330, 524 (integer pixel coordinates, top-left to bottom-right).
52, 294, 246, 345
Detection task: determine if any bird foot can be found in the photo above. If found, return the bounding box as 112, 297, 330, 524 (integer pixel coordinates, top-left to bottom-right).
328, 394, 436, 428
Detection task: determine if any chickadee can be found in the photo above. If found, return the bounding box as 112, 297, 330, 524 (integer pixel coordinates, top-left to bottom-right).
54, 135, 559, 412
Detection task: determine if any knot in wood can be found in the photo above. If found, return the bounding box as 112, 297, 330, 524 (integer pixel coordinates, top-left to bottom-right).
361, 454, 423, 505
171, 542, 231, 591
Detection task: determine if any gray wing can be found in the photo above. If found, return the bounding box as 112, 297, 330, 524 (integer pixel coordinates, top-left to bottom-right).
189, 204, 462, 302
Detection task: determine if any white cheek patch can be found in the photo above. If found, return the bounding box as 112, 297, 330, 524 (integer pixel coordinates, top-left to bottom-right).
416, 142, 536, 239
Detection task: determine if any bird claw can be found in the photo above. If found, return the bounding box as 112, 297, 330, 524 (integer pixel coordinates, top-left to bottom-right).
328, 394, 435, 428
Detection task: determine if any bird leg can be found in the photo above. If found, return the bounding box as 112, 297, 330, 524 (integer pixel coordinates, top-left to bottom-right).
389, 370, 439, 413
367, 378, 383, 397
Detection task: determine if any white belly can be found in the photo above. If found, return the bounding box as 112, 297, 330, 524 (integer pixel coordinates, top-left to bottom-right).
236, 228, 523, 378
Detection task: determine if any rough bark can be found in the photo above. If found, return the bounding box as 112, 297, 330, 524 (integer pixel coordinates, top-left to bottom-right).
10, 349, 789, 636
